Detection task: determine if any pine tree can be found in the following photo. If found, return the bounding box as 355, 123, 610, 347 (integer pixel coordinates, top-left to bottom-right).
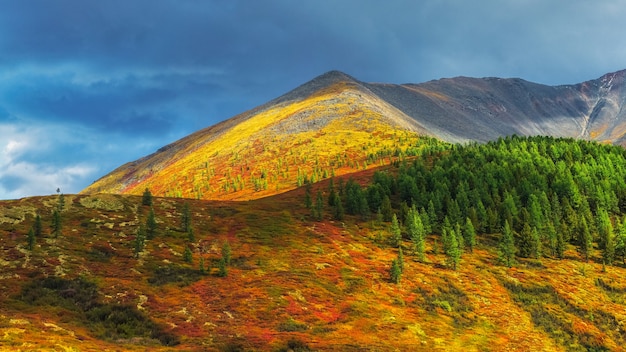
183, 245, 193, 263
578, 217, 593, 262
381, 195, 393, 222
187, 226, 195, 242
199, 257, 206, 274
555, 226, 565, 259
616, 218, 626, 264
518, 223, 534, 258
142, 188, 153, 206
531, 226, 542, 259
390, 259, 401, 284
218, 257, 228, 277
222, 241, 232, 266
51, 209, 62, 238
390, 214, 402, 247
333, 192, 345, 221
406, 207, 425, 261
446, 228, 461, 270
397, 247, 404, 273
464, 217, 476, 253
498, 221, 516, 267
314, 190, 324, 221
328, 178, 337, 206
34, 213, 42, 237
181, 202, 192, 233
603, 230, 615, 266
146, 207, 157, 240
27, 227, 35, 250
134, 224, 146, 258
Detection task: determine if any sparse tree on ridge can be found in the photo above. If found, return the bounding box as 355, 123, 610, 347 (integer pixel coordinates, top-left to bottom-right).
142, 188, 153, 206
27, 227, 35, 250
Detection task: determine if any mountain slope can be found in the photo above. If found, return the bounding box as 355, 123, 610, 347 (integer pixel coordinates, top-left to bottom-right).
82, 69, 626, 200
6, 136, 626, 350
82, 71, 433, 200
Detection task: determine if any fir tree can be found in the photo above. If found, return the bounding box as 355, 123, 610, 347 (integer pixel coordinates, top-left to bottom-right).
199, 257, 206, 274
498, 221, 516, 267
222, 241, 232, 266
183, 245, 193, 263
616, 218, 626, 264
134, 224, 146, 258
406, 207, 425, 261
578, 217, 593, 262
603, 230, 615, 266
397, 247, 404, 273
464, 217, 476, 253
381, 195, 393, 222
34, 213, 42, 237
314, 190, 324, 221
27, 227, 35, 250
390, 259, 401, 284
181, 202, 192, 233
142, 188, 153, 206
333, 192, 345, 221
390, 214, 402, 247
51, 209, 62, 238
146, 207, 157, 240
446, 228, 461, 270
218, 257, 228, 277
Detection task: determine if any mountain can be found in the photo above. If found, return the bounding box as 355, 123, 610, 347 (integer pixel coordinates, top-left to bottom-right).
82, 69, 626, 201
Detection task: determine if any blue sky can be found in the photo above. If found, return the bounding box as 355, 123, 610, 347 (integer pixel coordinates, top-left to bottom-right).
1, 0, 626, 199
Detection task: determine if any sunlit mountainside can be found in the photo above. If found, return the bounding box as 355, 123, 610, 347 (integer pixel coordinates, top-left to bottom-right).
3, 70, 626, 351
83, 69, 626, 201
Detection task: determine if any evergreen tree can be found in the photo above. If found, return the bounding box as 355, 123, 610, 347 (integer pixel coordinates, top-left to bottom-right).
218, 257, 228, 277
597, 209, 613, 251
34, 213, 42, 237
328, 178, 337, 206
603, 230, 615, 266
181, 202, 192, 233
390, 214, 402, 247
333, 192, 345, 221
616, 218, 626, 264
464, 217, 476, 253
397, 247, 404, 272
498, 221, 516, 267
314, 190, 324, 221
183, 245, 193, 263
199, 257, 206, 274
51, 209, 62, 238
134, 224, 146, 258
555, 226, 565, 259
518, 223, 534, 258
27, 227, 35, 250
578, 217, 593, 262
146, 207, 157, 240
531, 226, 542, 259
142, 188, 153, 206
390, 259, 401, 284
222, 241, 232, 266
381, 195, 393, 222
446, 227, 461, 270
406, 207, 425, 261
187, 226, 195, 242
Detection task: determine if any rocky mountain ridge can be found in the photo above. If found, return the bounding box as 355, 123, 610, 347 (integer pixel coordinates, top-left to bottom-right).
82, 69, 626, 198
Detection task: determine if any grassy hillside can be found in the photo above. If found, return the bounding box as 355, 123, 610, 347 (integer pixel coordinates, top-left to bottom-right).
3, 137, 626, 351
82, 78, 428, 201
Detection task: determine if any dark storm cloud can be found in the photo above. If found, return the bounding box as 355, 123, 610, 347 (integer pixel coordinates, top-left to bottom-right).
1, 0, 626, 199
